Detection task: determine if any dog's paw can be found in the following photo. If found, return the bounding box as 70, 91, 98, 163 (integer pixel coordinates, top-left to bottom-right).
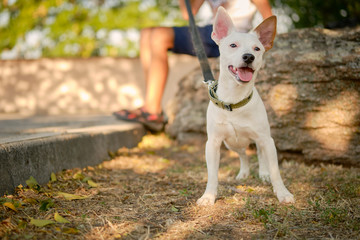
277, 191, 295, 204
259, 173, 270, 183
236, 170, 249, 180
196, 194, 216, 206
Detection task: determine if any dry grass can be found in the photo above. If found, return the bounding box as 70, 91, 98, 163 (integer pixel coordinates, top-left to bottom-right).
1, 133, 360, 239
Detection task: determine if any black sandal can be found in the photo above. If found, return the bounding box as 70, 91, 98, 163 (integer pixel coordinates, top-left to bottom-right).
113, 108, 145, 123
113, 108, 166, 132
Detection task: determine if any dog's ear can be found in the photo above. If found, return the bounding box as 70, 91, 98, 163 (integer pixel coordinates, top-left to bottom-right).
254, 16, 277, 51
211, 6, 235, 45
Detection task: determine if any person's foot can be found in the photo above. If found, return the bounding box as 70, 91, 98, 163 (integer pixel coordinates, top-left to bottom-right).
113, 108, 166, 132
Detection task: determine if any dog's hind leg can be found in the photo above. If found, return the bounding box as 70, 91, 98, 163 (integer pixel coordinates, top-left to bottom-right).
257, 137, 294, 203
223, 140, 250, 180
257, 143, 270, 182
233, 148, 250, 180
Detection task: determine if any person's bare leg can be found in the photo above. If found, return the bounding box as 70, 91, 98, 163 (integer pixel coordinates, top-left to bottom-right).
140, 28, 152, 82
143, 27, 174, 115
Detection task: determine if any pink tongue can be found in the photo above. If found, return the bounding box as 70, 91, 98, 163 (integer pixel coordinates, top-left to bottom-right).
237, 68, 253, 82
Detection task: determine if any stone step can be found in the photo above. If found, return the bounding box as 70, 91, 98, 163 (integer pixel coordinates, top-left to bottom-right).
0, 114, 146, 195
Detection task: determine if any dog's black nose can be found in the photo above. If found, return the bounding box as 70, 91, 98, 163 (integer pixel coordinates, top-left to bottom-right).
242, 53, 255, 64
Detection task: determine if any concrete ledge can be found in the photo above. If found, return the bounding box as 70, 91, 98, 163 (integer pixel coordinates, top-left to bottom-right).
0, 116, 146, 195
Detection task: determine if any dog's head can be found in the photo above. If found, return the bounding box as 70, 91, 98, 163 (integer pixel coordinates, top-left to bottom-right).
212, 7, 276, 84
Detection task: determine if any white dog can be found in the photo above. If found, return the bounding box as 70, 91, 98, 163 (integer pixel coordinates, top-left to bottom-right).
197, 7, 294, 205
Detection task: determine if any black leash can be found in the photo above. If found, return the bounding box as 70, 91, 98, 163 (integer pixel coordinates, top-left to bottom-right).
184, 1, 254, 111
184, 0, 215, 84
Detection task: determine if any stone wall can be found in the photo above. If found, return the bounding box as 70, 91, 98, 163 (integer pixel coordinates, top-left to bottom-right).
165, 27, 360, 166
0, 55, 199, 116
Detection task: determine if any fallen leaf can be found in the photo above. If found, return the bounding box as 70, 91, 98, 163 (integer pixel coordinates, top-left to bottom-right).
17, 220, 27, 229
108, 151, 116, 158
87, 179, 98, 188
185, 146, 197, 153
30, 218, 55, 227
247, 187, 255, 193
62, 227, 79, 234
50, 173, 57, 182
54, 212, 70, 224
57, 192, 88, 200
235, 185, 255, 193
39, 199, 54, 211
87, 166, 95, 171
73, 172, 85, 180
3, 202, 17, 212
158, 158, 170, 163
23, 198, 38, 205
146, 150, 156, 155
15, 184, 24, 192
26, 176, 40, 190
82, 176, 91, 182
171, 206, 179, 212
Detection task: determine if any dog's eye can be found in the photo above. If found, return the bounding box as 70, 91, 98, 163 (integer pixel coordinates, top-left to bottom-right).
230, 43, 237, 48
254, 46, 260, 51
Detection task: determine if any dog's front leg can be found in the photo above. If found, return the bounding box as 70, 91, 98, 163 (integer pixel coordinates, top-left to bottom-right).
258, 137, 295, 203
197, 137, 222, 206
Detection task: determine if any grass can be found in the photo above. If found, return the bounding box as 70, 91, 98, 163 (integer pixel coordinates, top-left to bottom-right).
1, 133, 359, 239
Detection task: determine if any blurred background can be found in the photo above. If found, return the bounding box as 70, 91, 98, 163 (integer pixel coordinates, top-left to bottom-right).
1, 0, 359, 60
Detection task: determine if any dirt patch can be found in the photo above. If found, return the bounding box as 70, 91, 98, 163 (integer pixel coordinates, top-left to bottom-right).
1, 133, 360, 239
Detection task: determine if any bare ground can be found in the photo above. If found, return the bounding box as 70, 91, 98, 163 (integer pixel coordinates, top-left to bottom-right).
1, 133, 360, 239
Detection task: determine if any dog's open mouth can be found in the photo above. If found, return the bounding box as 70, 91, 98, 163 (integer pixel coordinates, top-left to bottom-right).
228, 65, 254, 83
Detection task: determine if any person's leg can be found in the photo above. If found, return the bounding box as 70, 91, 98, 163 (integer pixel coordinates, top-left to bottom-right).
140, 28, 152, 82
141, 25, 217, 114
114, 25, 216, 131
117, 25, 214, 115
114, 27, 174, 130
143, 27, 174, 115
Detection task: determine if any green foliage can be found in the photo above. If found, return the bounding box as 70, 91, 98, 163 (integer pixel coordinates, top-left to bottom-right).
253, 207, 275, 227
271, 0, 360, 28
1, 0, 358, 58
39, 199, 55, 211
0, 0, 184, 58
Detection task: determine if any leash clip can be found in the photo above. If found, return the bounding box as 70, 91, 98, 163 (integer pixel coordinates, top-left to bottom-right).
203, 79, 214, 86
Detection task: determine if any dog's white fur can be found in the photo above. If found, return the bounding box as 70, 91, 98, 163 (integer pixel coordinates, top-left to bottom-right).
197, 7, 294, 205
